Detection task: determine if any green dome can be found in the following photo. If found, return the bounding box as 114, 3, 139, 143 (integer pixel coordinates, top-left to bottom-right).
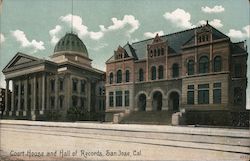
54, 33, 88, 57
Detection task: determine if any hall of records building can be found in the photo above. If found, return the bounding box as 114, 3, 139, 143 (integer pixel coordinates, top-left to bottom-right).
105, 23, 248, 121
2, 33, 105, 120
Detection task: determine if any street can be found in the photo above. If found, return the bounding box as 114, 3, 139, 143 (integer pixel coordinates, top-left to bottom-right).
0, 120, 249, 161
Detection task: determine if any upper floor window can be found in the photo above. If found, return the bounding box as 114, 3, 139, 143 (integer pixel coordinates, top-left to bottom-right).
125, 70, 130, 82
50, 79, 55, 92
72, 79, 78, 92
116, 70, 122, 83
158, 65, 164, 79
172, 63, 179, 78
213, 56, 222, 72
81, 80, 85, 93
187, 60, 194, 75
234, 63, 242, 78
139, 68, 144, 82
151, 66, 156, 80
199, 56, 209, 74
59, 79, 64, 91
109, 73, 113, 84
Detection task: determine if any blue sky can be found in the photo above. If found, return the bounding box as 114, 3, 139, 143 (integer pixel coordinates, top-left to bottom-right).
0, 0, 249, 108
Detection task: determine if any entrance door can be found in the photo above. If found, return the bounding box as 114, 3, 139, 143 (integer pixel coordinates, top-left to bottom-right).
138, 94, 146, 111
169, 92, 179, 111
152, 91, 162, 111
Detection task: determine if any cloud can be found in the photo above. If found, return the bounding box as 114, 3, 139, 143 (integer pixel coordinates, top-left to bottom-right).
201, 5, 225, 13
197, 19, 223, 28
163, 8, 195, 29
89, 43, 108, 51
0, 33, 5, 43
100, 15, 140, 36
227, 25, 250, 39
144, 31, 164, 38
11, 30, 45, 53
58, 14, 140, 40
49, 25, 62, 44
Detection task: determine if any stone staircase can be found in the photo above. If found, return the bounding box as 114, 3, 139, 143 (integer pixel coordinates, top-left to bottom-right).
119, 111, 174, 125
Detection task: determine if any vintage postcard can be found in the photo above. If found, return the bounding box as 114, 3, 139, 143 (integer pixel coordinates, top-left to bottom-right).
0, 0, 249, 160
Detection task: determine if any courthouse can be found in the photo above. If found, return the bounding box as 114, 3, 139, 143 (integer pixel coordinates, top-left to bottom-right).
2, 33, 105, 120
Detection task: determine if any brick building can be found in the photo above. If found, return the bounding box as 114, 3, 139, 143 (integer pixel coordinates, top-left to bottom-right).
105, 23, 248, 124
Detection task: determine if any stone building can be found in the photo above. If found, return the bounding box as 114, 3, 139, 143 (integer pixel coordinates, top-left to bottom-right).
2, 33, 105, 120
105, 23, 248, 123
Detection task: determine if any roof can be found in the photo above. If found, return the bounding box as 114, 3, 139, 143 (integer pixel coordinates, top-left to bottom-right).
106, 24, 230, 62
54, 33, 88, 57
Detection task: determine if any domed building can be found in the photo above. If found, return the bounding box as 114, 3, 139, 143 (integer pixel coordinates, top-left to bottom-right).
2, 33, 106, 121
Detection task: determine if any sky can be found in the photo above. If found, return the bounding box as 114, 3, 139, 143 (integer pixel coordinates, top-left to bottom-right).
0, 0, 249, 108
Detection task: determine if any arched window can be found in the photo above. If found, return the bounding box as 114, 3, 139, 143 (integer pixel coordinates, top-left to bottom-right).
139, 68, 144, 81
151, 66, 156, 80
158, 65, 164, 79
213, 56, 222, 72
199, 56, 209, 74
109, 73, 113, 84
187, 60, 194, 75
172, 63, 179, 78
125, 70, 130, 82
116, 70, 122, 83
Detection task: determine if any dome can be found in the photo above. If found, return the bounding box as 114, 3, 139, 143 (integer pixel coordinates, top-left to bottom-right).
54, 33, 88, 57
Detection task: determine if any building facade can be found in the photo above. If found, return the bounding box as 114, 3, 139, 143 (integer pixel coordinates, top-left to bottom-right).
105, 23, 248, 121
2, 33, 105, 120
0, 88, 11, 115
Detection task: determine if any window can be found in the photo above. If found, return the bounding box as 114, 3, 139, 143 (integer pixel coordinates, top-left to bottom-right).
234, 63, 242, 78
125, 70, 130, 82
199, 56, 209, 73
234, 87, 242, 105
50, 96, 55, 108
157, 48, 161, 56
109, 92, 114, 107
59, 79, 64, 91
198, 84, 209, 104
161, 48, 164, 55
154, 49, 157, 57
80, 97, 85, 109
151, 66, 156, 80
213, 83, 221, 104
72, 79, 78, 92
116, 70, 122, 83
172, 63, 179, 78
125, 90, 129, 106
187, 60, 194, 75
72, 96, 78, 107
81, 80, 85, 93
139, 68, 144, 81
116, 91, 122, 107
109, 73, 113, 84
50, 80, 55, 92
213, 56, 222, 72
158, 65, 164, 79
59, 96, 64, 108
187, 85, 194, 104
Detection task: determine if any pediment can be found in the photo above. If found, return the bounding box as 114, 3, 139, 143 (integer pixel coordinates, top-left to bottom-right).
3, 52, 40, 71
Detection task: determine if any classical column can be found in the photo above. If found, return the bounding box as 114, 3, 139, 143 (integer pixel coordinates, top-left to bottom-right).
10, 81, 15, 116
55, 75, 58, 110
46, 76, 50, 110
16, 80, 21, 116
23, 79, 28, 116
31, 76, 37, 120
41, 73, 46, 114
87, 81, 91, 111
4, 79, 9, 115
